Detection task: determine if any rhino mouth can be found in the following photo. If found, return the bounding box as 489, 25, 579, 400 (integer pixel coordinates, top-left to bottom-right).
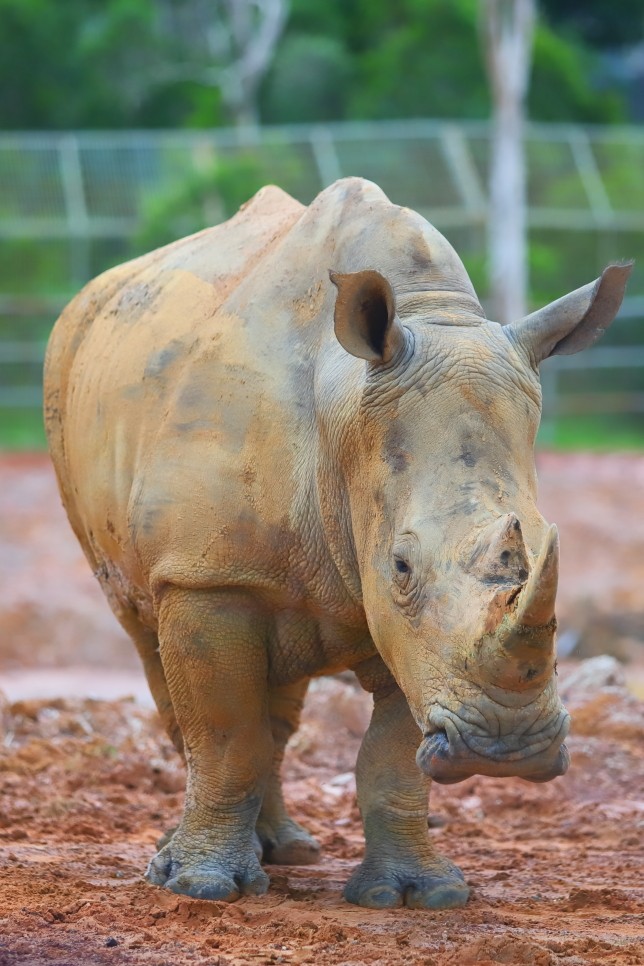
416, 709, 571, 785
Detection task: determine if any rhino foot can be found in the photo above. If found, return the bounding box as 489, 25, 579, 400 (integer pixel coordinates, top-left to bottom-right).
157, 820, 316, 866
156, 824, 265, 862
256, 817, 321, 865
146, 837, 269, 902
343, 854, 469, 910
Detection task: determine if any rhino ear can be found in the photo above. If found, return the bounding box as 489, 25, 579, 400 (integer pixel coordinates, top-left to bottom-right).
507, 262, 633, 364
329, 269, 407, 363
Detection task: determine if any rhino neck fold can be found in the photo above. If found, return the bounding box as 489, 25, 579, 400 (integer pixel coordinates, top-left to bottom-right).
396, 291, 486, 325
314, 437, 364, 610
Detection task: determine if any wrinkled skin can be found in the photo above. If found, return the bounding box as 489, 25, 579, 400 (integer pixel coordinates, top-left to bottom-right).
44, 178, 631, 909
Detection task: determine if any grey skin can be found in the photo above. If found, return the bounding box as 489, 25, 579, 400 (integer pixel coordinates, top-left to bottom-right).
43, 178, 632, 909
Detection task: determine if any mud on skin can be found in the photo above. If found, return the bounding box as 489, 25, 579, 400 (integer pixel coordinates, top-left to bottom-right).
43, 177, 632, 907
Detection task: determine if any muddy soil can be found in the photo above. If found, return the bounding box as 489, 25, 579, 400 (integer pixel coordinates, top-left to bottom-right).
1, 453, 643, 965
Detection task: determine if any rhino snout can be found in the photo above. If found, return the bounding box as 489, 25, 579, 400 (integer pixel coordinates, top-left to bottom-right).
416, 706, 571, 785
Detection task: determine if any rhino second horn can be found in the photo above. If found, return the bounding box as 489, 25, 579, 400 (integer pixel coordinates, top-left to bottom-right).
514, 524, 559, 629
471, 512, 530, 582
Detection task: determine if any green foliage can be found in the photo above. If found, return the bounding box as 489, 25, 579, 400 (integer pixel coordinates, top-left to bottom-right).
133, 153, 267, 253
262, 0, 627, 126
0, 0, 222, 129
0, 408, 46, 451
0, 0, 104, 128
529, 25, 624, 123
0, 0, 633, 130
132, 145, 309, 254
348, 0, 490, 121
261, 34, 354, 124
592, 142, 644, 211
0, 241, 73, 297
537, 415, 644, 451
268, 0, 490, 122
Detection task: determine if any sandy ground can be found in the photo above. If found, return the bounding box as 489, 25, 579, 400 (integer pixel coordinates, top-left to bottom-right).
1, 453, 643, 965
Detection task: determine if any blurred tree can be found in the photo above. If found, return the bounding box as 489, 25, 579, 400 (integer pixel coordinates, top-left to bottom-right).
0, 0, 125, 129
263, 0, 491, 122
482, 0, 535, 323
0, 0, 214, 128
528, 25, 624, 123
0, 0, 631, 129
263, 0, 625, 125
83, 0, 289, 127
158, 0, 289, 127
346, 0, 491, 121
261, 34, 354, 123
0, 0, 288, 129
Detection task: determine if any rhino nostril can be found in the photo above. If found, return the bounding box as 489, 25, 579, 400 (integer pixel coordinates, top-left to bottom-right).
500, 550, 510, 565
416, 727, 462, 783
423, 728, 450, 758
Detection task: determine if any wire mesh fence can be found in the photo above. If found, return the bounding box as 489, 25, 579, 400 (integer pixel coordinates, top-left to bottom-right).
1, 119, 643, 441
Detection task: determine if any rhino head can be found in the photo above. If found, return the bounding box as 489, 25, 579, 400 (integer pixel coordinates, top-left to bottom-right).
329, 260, 631, 785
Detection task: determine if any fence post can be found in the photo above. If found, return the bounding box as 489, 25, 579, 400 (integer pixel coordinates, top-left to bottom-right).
309, 127, 342, 189
59, 133, 90, 287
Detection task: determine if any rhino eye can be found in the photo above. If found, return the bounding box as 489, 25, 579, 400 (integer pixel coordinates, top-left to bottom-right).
392, 554, 414, 591
392, 534, 420, 597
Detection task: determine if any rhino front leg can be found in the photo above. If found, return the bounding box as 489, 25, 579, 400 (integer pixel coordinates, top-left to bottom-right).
146, 588, 272, 902
345, 670, 469, 910
256, 679, 321, 865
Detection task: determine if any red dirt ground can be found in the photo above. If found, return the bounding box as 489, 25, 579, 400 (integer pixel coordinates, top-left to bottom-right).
1, 453, 643, 966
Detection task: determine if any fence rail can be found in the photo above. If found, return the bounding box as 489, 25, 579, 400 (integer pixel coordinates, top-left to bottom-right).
3, 121, 644, 237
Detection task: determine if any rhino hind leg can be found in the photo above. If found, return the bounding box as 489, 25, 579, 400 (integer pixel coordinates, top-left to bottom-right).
345, 682, 469, 910
255, 679, 321, 865
146, 587, 273, 901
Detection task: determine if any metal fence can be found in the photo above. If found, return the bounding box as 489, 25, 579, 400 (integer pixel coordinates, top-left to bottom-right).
1, 119, 643, 425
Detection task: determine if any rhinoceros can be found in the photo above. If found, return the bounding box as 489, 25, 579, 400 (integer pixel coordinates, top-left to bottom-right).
44, 177, 631, 909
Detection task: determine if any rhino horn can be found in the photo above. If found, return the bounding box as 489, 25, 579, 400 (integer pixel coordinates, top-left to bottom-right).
513, 524, 559, 629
